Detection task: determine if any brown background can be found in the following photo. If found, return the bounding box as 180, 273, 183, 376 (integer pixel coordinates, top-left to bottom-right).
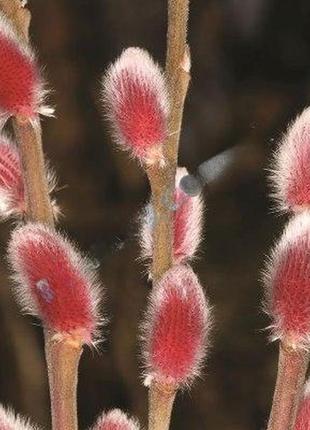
0, 1, 309, 429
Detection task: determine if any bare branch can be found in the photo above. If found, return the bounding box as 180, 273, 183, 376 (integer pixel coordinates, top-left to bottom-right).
0, 3, 81, 430
267, 342, 309, 430
14, 117, 54, 224
147, 1, 190, 429
146, 1, 190, 283
45, 330, 82, 430
148, 382, 176, 430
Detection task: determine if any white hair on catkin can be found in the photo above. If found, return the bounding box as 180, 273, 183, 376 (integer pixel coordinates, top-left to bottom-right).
101, 47, 169, 164
269, 106, 310, 212
7, 222, 103, 345
262, 211, 310, 349
90, 408, 140, 430
141, 264, 212, 390
0, 404, 41, 430
139, 167, 204, 267
0, 11, 53, 120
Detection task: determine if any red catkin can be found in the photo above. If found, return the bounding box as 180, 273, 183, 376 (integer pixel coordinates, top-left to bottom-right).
142, 264, 211, 388
0, 405, 39, 430
0, 12, 51, 122
264, 211, 310, 349
8, 223, 102, 344
90, 409, 140, 430
0, 135, 24, 218
271, 106, 310, 212
102, 47, 169, 164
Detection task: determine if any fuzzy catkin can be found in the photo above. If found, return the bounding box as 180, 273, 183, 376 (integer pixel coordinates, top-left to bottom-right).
90, 409, 140, 430
270, 106, 310, 212
8, 222, 102, 344
0, 405, 40, 430
264, 212, 310, 349
0, 12, 51, 122
142, 264, 211, 388
102, 47, 169, 164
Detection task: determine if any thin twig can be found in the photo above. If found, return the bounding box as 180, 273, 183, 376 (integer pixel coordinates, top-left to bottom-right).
147, 0, 190, 283
148, 382, 177, 430
165, 0, 190, 165
14, 117, 54, 224
0, 3, 82, 430
45, 330, 82, 430
267, 341, 309, 430
147, 1, 190, 429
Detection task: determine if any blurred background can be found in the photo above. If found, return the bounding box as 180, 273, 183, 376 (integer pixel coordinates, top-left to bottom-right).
0, 1, 310, 429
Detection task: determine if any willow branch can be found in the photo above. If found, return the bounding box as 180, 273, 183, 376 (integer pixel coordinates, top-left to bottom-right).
14, 117, 54, 224
147, 1, 190, 430
165, 0, 190, 165
0, 3, 81, 430
45, 330, 82, 430
267, 341, 309, 430
148, 382, 177, 430
147, 0, 190, 283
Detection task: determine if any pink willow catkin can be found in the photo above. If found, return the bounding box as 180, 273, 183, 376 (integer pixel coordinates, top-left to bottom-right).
0, 134, 57, 219
264, 211, 310, 349
90, 409, 140, 430
270, 106, 310, 212
140, 167, 203, 267
0, 405, 40, 430
142, 264, 211, 389
8, 222, 102, 345
101, 47, 169, 165
0, 11, 53, 124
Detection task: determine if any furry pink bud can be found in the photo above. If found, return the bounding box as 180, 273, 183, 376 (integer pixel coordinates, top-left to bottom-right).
91, 409, 140, 430
102, 47, 169, 164
8, 223, 101, 344
0, 135, 58, 220
0, 405, 40, 430
264, 212, 310, 349
0, 13, 52, 123
142, 264, 211, 388
0, 135, 24, 218
295, 381, 310, 430
140, 167, 204, 266
271, 107, 310, 212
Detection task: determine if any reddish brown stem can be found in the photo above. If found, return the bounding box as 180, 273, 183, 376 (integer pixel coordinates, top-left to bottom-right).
147, 1, 190, 429
165, 0, 190, 166
147, 0, 191, 284
0, 3, 81, 430
267, 342, 309, 430
148, 382, 177, 430
14, 117, 54, 224
45, 331, 82, 430
166, 0, 189, 82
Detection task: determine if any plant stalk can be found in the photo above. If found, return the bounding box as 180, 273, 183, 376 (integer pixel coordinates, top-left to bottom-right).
147, 0, 190, 284
148, 382, 177, 430
0, 3, 81, 429
147, 1, 190, 429
45, 331, 82, 430
267, 341, 309, 430
14, 117, 54, 224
